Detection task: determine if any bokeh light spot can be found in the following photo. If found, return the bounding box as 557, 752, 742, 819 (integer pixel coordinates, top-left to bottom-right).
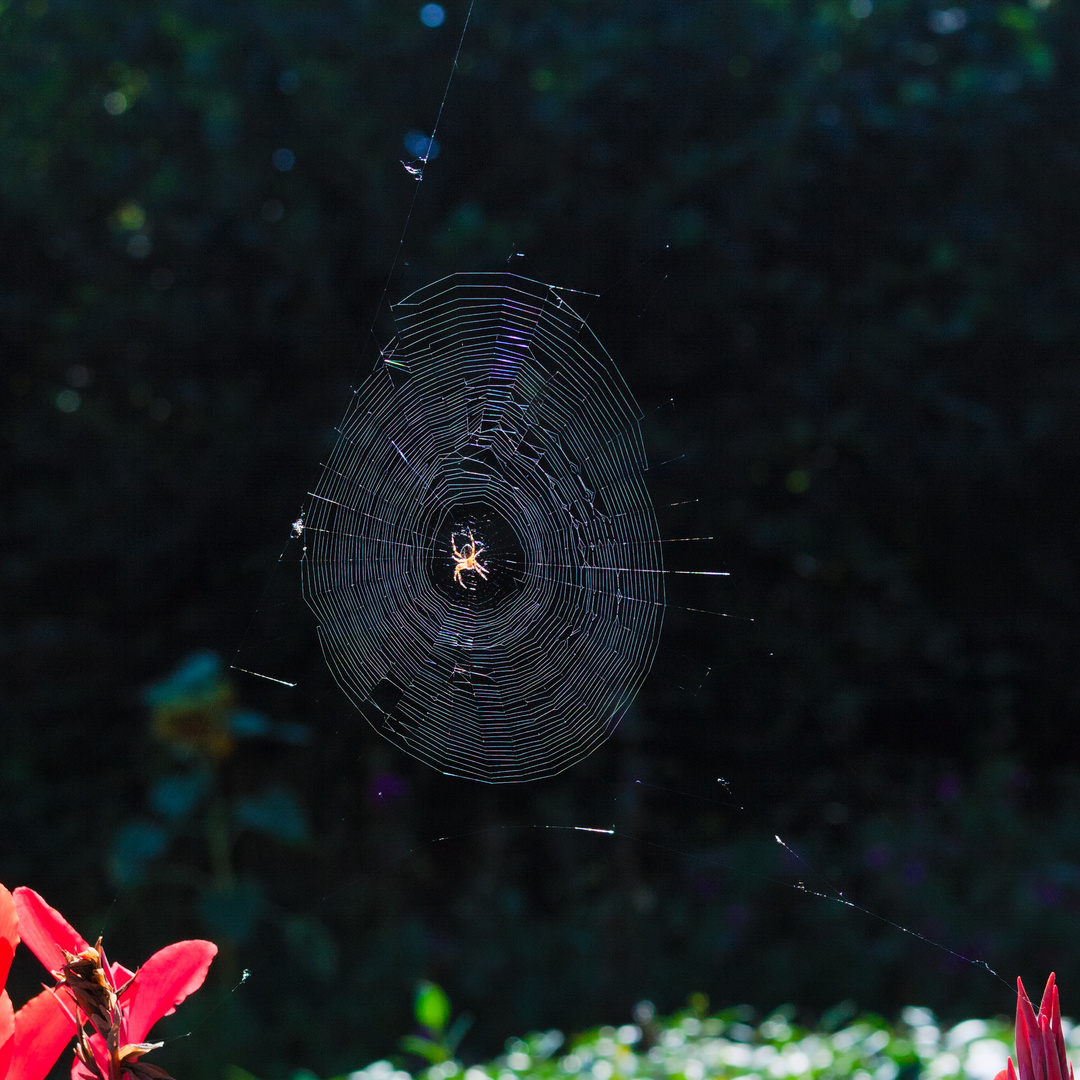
530, 68, 556, 92
103, 91, 128, 115
928, 7, 967, 32
277, 69, 300, 94
272, 147, 296, 171
56, 389, 81, 413
66, 364, 92, 388
403, 130, 440, 161
785, 468, 810, 494
115, 200, 146, 231
127, 233, 152, 258
419, 3, 445, 27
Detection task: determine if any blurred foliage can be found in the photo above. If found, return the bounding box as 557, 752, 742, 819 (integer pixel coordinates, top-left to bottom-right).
113, 652, 326, 965
401, 979, 473, 1064
2, 0, 1080, 1077
276, 993, 1043, 1080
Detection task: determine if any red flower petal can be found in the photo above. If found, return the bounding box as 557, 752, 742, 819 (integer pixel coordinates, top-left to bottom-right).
10, 890, 137, 996
1, 989, 15, 1080
119, 939, 217, 1044
1, 884, 18, 988
8, 889, 216, 1077
1044, 977, 1071, 1080
1012, 975, 1075, 1080
11, 889, 92, 976
1017, 977, 1040, 1080
1045, 1013, 1064, 1080
8, 986, 78, 1080
71, 1056, 100, 1080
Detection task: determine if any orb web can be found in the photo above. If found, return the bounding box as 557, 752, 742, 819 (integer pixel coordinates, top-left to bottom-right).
301, 272, 664, 782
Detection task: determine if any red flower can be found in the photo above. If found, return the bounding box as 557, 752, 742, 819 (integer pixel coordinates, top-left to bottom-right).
995, 974, 1075, 1080
11, 888, 216, 1080
0, 883, 81, 1080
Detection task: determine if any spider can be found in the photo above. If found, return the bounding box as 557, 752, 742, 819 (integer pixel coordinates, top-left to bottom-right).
450, 529, 489, 589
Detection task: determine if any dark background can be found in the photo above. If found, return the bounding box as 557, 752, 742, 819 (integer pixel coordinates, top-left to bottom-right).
3, 0, 1080, 1075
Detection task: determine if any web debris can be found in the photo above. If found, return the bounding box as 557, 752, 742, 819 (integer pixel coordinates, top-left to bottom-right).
773, 833, 1007, 986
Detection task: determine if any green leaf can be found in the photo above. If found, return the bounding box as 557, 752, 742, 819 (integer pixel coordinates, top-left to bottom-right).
445, 1012, 474, 1054
400, 1035, 449, 1064
109, 820, 169, 887
415, 980, 451, 1034
997, 4, 1035, 32
225, 1067, 262, 1080
234, 787, 308, 843
144, 651, 225, 707
199, 877, 266, 943
150, 768, 210, 818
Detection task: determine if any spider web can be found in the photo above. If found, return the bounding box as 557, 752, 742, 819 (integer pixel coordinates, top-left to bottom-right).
300, 272, 665, 782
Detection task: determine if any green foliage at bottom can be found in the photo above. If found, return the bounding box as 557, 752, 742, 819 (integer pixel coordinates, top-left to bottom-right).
235, 989, 1080, 1080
